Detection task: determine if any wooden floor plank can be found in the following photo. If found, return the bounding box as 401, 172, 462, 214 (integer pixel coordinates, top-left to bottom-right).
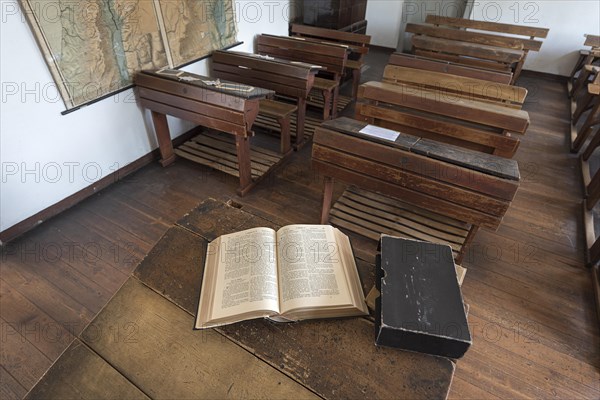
0, 316, 51, 391
25, 339, 149, 400
0, 278, 74, 360
0, 367, 27, 400
82, 278, 318, 399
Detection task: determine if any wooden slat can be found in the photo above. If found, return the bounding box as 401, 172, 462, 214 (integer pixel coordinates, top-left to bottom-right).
383, 65, 527, 104
412, 35, 524, 63
174, 132, 284, 181
26, 340, 150, 400
139, 98, 247, 136
585, 34, 600, 48
135, 73, 247, 111
407, 23, 542, 51
316, 123, 519, 198
138, 87, 246, 125
359, 81, 530, 133
313, 144, 510, 215
214, 50, 314, 80
257, 34, 348, 75
313, 159, 503, 229
291, 24, 372, 46
415, 49, 513, 72
425, 15, 550, 38
329, 187, 471, 254
356, 103, 520, 157
388, 53, 513, 84
81, 278, 317, 399
258, 99, 297, 118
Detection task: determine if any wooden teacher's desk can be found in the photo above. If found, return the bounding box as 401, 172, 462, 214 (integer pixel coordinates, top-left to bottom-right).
135, 70, 274, 196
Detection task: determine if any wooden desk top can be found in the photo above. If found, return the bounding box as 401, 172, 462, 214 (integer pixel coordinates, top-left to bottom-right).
321, 117, 520, 181
220, 50, 324, 72
140, 70, 274, 99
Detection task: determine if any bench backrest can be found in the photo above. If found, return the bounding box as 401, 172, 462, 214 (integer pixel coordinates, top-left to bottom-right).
407, 23, 542, 52
388, 53, 513, 84
290, 24, 371, 55
312, 117, 520, 230
212, 50, 315, 99
411, 35, 524, 72
383, 64, 527, 108
356, 81, 530, 157
425, 15, 549, 39
585, 34, 600, 49
257, 34, 348, 76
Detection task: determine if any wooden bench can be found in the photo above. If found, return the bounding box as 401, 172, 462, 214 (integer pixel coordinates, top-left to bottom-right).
257, 34, 348, 120
423, 15, 549, 83
382, 64, 527, 109
291, 23, 371, 98
568, 35, 600, 97
312, 117, 520, 264
212, 50, 319, 150
388, 53, 514, 84
571, 69, 600, 152
135, 70, 277, 196
356, 80, 530, 158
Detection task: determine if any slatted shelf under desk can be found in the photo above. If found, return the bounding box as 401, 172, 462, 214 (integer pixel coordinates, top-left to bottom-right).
175, 131, 285, 182
330, 187, 471, 259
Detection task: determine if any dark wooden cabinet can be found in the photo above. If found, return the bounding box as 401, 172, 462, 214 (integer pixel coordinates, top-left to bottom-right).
302, 0, 368, 32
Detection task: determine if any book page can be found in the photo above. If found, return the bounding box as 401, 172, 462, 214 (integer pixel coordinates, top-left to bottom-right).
276, 225, 353, 313
208, 227, 280, 322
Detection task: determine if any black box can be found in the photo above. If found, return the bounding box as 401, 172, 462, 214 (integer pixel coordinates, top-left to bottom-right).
375, 235, 471, 358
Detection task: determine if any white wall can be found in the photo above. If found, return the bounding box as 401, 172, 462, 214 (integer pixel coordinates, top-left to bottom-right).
0, 0, 294, 234
366, 0, 405, 48
466, 1, 600, 76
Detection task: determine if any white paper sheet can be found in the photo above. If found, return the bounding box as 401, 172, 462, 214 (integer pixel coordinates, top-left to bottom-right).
358, 125, 400, 142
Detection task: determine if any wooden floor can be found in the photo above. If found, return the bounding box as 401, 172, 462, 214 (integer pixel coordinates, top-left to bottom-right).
1, 49, 600, 399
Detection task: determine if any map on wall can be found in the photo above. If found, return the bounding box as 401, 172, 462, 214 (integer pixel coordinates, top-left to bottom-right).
20, 0, 238, 110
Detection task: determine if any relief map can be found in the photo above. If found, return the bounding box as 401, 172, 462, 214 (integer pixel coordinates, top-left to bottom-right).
21, 0, 238, 109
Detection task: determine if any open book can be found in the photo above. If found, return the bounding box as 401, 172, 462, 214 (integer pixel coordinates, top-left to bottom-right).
195, 225, 368, 329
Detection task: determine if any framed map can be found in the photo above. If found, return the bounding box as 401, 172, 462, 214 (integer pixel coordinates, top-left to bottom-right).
20, 0, 238, 111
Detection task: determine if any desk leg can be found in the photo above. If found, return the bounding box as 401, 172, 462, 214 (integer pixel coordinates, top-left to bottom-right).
296, 98, 307, 148
331, 84, 340, 119
151, 111, 176, 167
236, 135, 253, 196
351, 68, 361, 99
277, 116, 291, 155
321, 89, 332, 120
320, 177, 334, 224
456, 225, 479, 265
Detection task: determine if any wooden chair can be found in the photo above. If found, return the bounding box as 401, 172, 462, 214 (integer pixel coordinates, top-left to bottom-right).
257, 34, 348, 120
313, 117, 520, 264
356, 81, 530, 157
422, 15, 549, 83
290, 24, 371, 99
388, 52, 514, 84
